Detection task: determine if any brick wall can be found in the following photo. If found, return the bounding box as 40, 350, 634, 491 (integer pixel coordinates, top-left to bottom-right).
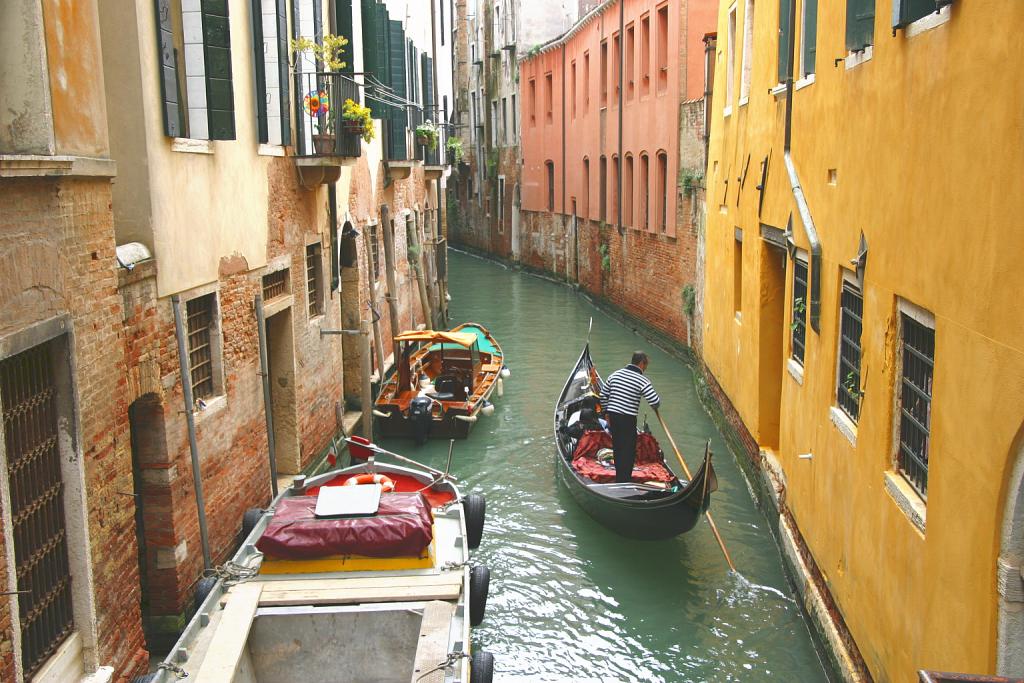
0, 176, 148, 680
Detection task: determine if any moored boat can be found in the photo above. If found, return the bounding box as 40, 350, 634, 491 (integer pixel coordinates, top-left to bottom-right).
135, 438, 494, 683
375, 323, 508, 443
554, 343, 716, 540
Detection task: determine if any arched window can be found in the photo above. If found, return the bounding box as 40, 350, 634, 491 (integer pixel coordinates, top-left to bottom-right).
639, 152, 649, 230
624, 154, 634, 227
656, 150, 668, 233
582, 157, 590, 219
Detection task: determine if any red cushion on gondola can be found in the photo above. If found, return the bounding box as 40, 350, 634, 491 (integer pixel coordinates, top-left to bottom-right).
255, 492, 433, 559
571, 430, 675, 484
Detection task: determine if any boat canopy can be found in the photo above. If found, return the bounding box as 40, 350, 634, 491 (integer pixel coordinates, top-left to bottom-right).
394, 330, 478, 347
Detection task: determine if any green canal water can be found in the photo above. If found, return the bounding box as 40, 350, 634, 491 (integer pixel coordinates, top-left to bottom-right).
378, 250, 832, 682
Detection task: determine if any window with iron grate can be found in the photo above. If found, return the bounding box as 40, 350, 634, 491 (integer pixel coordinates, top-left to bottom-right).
836, 279, 864, 421
897, 308, 935, 498
0, 340, 75, 677
791, 255, 808, 364
306, 244, 324, 317
262, 268, 290, 301
186, 294, 217, 399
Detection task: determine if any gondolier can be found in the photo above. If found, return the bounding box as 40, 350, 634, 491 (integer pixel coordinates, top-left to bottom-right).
599, 351, 661, 483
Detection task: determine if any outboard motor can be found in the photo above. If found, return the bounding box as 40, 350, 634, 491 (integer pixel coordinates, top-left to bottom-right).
408, 397, 433, 445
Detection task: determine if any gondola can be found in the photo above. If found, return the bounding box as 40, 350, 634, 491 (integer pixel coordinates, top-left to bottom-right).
553, 343, 716, 540
375, 322, 508, 443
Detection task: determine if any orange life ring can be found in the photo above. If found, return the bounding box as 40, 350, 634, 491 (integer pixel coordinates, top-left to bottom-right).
342, 473, 395, 492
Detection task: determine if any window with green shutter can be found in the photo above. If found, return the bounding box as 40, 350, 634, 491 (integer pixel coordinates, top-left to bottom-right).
277, 0, 291, 145
335, 0, 354, 74
250, 0, 291, 145
387, 19, 408, 160
250, 0, 268, 142
202, 0, 236, 140
845, 0, 875, 52
802, 0, 817, 75
892, 0, 944, 29
155, 0, 184, 137
778, 0, 792, 83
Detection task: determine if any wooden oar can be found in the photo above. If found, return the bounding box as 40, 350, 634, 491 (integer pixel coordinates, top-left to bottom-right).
655, 411, 737, 572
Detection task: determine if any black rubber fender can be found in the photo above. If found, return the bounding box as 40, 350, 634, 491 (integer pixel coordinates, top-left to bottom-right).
194, 575, 218, 607
470, 650, 494, 683
463, 494, 486, 550
241, 507, 264, 539
469, 564, 490, 626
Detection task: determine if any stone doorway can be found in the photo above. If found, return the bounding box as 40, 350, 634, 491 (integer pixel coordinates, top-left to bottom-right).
265, 308, 300, 475
998, 425, 1024, 676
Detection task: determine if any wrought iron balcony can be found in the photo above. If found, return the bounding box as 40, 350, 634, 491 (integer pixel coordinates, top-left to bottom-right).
293, 72, 363, 159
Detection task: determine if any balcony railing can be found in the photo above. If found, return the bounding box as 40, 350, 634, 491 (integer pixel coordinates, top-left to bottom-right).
294, 72, 362, 158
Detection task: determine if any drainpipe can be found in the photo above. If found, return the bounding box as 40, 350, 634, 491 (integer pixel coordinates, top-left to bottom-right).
254, 294, 279, 499
783, 0, 821, 332
616, 0, 624, 233
171, 295, 212, 571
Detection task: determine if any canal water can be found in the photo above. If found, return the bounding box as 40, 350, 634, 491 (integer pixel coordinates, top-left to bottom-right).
378, 250, 831, 682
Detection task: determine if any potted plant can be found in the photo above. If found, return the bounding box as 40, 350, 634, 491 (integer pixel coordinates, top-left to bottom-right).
415, 122, 439, 150
290, 34, 349, 153
302, 89, 336, 154
445, 136, 464, 165
341, 98, 375, 143
290, 34, 349, 72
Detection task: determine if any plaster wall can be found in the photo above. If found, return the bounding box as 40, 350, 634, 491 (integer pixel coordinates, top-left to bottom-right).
0, 0, 54, 154
702, 1, 1024, 679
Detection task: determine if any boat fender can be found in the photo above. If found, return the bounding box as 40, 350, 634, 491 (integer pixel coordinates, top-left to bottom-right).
463, 493, 486, 550
469, 565, 490, 626
454, 414, 478, 423
500, 365, 511, 379
372, 409, 391, 418
343, 473, 396, 492
194, 576, 219, 608
470, 651, 495, 683
496, 377, 504, 397
480, 401, 495, 417
241, 508, 264, 539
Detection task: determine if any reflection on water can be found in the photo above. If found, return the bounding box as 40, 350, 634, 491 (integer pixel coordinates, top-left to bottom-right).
377, 250, 831, 682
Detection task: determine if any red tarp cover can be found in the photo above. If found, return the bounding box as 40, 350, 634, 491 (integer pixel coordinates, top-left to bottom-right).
571, 430, 676, 484
255, 492, 434, 559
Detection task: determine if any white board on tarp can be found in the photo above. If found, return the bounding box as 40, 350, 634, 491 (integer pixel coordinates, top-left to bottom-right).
314, 484, 382, 517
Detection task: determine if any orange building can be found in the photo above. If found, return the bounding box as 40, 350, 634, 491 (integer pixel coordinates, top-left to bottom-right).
517, 0, 717, 347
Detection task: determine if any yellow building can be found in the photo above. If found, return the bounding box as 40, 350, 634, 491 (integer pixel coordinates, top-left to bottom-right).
703, 0, 1024, 679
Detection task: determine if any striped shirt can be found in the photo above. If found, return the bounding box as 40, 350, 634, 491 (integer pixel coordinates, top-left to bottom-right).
599, 364, 661, 416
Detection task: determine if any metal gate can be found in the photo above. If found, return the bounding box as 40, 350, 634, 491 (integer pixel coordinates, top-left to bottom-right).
0, 341, 74, 676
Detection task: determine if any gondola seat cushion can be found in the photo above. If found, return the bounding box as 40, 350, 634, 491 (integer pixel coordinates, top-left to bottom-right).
255, 492, 434, 559
571, 430, 675, 484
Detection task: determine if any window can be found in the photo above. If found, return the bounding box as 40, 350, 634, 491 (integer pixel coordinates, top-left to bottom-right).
656, 151, 668, 232
511, 94, 517, 138
582, 157, 590, 218
498, 176, 506, 230
610, 155, 619, 223
546, 160, 555, 211
253, 0, 291, 145
571, 60, 577, 118
791, 254, 808, 364
154, 0, 237, 139
583, 51, 591, 112
600, 40, 608, 106
802, 0, 818, 77
186, 293, 218, 399
639, 153, 649, 229
836, 278, 863, 421
529, 78, 536, 125
740, 0, 755, 102
733, 231, 743, 314
846, 0, 875, 52
624, 154, 634, 226
656, 4, 669, 93
0, 341, 74, 677
502, 97, 508, 145
544, 72, 553, 124
896, 304, 935, 498
491, 100, 499, 146
640, 14, 651, 96
893, 0, 940, 29
262, 268, 290, 301
612, 32, 621, 100
779, 0, 792, 82
726, 4, 737, 113
306, 243, 324, 317
626, 23, 635, 100
599, 156, 608, 222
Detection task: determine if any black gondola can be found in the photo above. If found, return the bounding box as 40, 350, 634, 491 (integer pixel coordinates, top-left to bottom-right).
554, 343, 717, 540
